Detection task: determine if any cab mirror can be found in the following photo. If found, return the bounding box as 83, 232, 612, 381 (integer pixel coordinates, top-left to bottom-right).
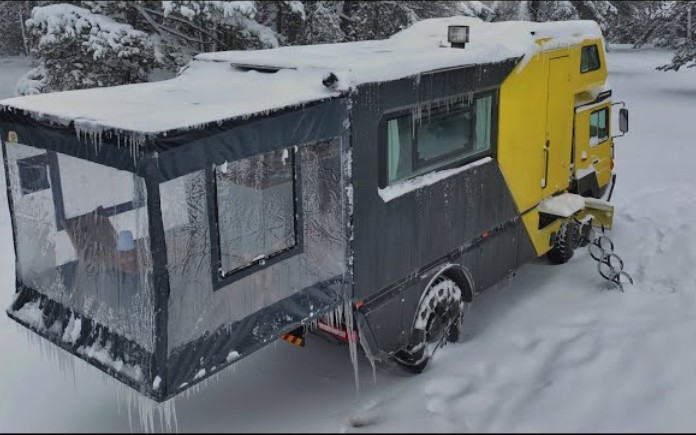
619, 108, 629, 133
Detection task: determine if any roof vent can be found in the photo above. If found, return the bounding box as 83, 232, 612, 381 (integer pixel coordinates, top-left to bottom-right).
448, 25, 470, 49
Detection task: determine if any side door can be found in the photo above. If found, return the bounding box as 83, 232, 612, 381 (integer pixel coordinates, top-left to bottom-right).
542, 55, 574, 196
573, 102, 613, 195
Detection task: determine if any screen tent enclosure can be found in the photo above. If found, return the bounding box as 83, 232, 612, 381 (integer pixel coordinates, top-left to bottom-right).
1, 79, 352, 401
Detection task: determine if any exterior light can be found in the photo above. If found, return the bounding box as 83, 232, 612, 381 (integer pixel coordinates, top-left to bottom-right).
448, 25, 470, 49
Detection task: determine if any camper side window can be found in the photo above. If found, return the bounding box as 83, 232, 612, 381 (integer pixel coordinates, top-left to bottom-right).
384, 93, 495, 187
589, 108, 609, 146
214, 148, 296, 276
581, 45, 601, 73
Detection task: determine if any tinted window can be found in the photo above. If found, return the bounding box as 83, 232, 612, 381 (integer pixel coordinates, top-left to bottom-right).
475, 95, 493, 151
385, 93, 495, 186
581, 45, 601, 73
215, 148, 296, 276
387, 116, 414, 185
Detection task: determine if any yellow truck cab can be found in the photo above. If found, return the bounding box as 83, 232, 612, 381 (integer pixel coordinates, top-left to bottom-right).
498, 35, 628, 262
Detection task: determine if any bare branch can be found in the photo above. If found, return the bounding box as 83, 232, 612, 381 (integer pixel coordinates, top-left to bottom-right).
139, 5, 229, 50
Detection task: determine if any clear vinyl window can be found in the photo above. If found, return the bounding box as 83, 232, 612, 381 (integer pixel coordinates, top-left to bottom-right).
589, 108, 609, 146
385, 92, 495, 187
214, 148, 297, 276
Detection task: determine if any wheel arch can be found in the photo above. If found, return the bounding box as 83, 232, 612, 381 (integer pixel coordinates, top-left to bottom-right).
408, 263, 475, 331
439, 265, 475, 303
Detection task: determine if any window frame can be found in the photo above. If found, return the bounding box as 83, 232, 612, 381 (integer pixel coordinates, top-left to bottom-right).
580, 44, 601, 74
378, 89, 498, 189
208, 147, 304, 290
589, 107, 610, 147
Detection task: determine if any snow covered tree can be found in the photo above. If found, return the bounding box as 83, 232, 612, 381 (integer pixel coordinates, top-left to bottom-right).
76, 1, 282, 71
604, 1, 654, 44
488, 1, 617, 34
629, 1, 693, 49
17, 3, 155, 95
407, 1, 494, 21
302, 1, 344, 44
456, 1, 496, 21
339, 1, 492, 43
340, 1, 418, 42
489, 1, 529, 21
657, 1, 696, 71
154, 1, 278, 51
256, 1, 307, 45
0, 2, 27, 55
0, 1, 60, 56
72, 1, 198, 72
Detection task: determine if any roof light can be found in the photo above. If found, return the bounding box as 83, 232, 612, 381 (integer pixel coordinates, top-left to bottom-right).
448, 25, 470, 49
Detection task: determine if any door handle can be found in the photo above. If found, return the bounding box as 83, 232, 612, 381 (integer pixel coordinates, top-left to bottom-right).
542, 140, 550, 188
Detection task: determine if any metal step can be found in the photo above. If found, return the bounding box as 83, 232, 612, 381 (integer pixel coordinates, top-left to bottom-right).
574, 217, 633, 292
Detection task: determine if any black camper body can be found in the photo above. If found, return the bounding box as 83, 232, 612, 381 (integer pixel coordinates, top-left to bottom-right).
1, 27, 539, 403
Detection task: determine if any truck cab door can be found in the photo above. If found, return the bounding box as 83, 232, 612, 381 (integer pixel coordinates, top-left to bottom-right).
542, 55, 574, 196
573, 102, 613, 197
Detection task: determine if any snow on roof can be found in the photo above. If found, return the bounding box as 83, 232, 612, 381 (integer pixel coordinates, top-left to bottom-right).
0, 16, 602, 139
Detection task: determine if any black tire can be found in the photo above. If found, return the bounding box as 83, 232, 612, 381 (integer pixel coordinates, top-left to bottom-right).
576, 220, 593, 248
394, 276, 464, 374
547, 220, 576, 265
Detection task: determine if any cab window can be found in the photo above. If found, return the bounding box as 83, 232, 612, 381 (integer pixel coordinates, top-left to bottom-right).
589, 108, 609, 146
581, 45, 601, 73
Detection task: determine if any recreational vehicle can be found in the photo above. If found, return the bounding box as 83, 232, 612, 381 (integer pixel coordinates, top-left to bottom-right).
0, 17, 629, 402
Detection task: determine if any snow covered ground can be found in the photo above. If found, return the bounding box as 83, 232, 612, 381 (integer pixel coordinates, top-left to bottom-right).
0, 57, 32, 99
2, 45, 696, 432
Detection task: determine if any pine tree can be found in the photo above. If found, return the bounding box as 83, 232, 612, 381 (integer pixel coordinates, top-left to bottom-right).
340, 1, 491, 43
303, 1, 344, 44
489, 1, 529, 21
255, 1, 305, 45
0, 2, 27, 55
0, 1, 61, 56
341, 1, 418, 42
143, 1, 277, 52
657, 1, 696, 71
487, 1, 617, 34
17, 3, 156, 94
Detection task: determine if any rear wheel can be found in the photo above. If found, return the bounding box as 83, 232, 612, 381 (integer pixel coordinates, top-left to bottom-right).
576, 219, 593, 248
547, 220, 576, 265
394, 276, 464, 374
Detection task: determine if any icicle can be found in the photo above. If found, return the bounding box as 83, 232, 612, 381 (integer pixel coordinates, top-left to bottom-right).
113, 377, 179, 433
343, 298, 360, 399
358, 325, 377, 385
